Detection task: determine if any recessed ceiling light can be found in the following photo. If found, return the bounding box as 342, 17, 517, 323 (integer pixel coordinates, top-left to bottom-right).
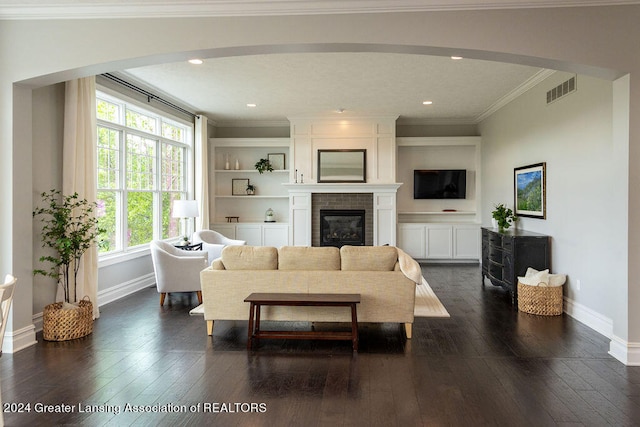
422, 101, 433, 105
451, 56, 463, 60
247, 103, 257, 108
188, 59, 203, 65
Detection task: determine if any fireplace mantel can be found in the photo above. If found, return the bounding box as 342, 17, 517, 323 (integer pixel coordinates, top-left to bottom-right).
285, 183, 402, 247
283, 183, 402, 193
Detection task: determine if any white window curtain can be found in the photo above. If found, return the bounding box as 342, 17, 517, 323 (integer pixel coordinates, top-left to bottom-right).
62, 77, 99, 318
195, 115, 209, 232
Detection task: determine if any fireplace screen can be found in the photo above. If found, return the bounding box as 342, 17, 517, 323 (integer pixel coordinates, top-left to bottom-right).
320, 209, 365, 247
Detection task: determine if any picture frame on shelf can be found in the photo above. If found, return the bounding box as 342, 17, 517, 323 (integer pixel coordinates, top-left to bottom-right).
268, 153, 286, 170
514, 162, 546, 219
317, 149, 366, 183
232, 178, 250, 196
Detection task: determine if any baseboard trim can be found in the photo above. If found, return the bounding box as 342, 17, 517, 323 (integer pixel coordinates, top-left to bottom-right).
563, 296, 640, 366
609, 335, 640, 366
1, 324, 38, 354
97, 272, 156, 307
31, 273, 156, 334
563, 296, 613, 338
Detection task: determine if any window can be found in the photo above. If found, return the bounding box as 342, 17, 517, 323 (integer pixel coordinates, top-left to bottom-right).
96, 90, 193, 255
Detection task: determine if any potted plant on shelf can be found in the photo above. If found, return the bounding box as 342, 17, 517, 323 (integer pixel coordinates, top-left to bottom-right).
492, 203, 517, 233
246, 184, 256, 195
33, 189, 104, 341
254, 158, 273, 174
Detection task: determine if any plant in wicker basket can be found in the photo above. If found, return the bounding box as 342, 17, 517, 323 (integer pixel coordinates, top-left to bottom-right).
33, 189, 104, 341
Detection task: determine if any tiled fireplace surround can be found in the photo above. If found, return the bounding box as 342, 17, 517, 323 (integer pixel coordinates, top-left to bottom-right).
284, 183, 401, 247
312, 193, 373, 247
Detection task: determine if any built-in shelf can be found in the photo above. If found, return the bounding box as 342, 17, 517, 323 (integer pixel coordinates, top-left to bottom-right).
398, 211, 477, 215
215, 169, 289, 173
215, 195, 289, 199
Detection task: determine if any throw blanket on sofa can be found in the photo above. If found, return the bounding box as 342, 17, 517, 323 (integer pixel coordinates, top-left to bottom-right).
397, 247, 427, 286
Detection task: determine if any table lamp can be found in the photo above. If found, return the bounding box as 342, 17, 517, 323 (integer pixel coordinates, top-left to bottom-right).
172, 199, 199, 244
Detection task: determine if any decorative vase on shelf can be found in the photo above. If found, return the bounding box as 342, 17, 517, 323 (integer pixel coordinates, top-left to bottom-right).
224, 154, 230, 170
235, 158, 240, 170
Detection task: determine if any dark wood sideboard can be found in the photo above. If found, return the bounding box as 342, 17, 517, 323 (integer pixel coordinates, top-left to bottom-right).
481, 227, 551, 307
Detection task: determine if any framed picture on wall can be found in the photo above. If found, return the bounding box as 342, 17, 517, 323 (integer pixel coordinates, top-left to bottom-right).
514, 162, 546, 219
317, 149, 366, 183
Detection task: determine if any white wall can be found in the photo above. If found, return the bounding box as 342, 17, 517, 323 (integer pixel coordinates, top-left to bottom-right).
479, 72, 624, 338
31, 84, 64, 312
31, 83, 155, 318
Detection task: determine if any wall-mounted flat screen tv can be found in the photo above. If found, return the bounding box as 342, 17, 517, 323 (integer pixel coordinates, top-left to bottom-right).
414, 169, 467, 199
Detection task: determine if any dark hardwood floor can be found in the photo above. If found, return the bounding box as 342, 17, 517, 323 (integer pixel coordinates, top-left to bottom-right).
2, 264, 639, 426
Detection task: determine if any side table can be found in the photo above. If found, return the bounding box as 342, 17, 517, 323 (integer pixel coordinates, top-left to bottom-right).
174, 242, 203, 251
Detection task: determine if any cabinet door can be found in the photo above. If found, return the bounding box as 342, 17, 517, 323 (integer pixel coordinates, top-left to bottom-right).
425, 225, 453, 259
454, 225, 480, 259
397, 224, 426, 259
212, 224, 236, 239
235, 224, 262, 246
263, 224, 289, 247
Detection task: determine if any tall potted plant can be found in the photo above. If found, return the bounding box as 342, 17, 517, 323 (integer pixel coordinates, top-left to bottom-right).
33, 189, 104, 340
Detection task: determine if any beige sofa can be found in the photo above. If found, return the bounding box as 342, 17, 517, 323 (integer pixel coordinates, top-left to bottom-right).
199, 245, 419, 339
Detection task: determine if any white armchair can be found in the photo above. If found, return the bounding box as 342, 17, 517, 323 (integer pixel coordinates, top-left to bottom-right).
150, 241, 209, 306
192, 230, 246, 263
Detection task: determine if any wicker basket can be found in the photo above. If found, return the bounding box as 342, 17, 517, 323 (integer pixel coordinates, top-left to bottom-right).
43, 298, 94, 341
517, 281, 563, 316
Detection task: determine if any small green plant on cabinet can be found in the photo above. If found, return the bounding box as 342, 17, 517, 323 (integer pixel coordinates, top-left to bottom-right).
33, 189, 105, 303
254, 158, 273, 174
492, 203, 517, 232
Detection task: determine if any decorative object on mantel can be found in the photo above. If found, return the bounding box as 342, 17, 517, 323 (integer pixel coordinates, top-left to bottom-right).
492, 203, 517, 232
265, 208, 275, 222
294, 169, 298, 183
232, 178, 250, 195
33, 189, 104, 341
225, 216, 239, 223
246, 183, 256, 195
514, 162, 546, 219
254, 158, 273, 174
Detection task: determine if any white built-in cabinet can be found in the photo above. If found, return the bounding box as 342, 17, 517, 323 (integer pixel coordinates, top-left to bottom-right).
212, 223, 289, 247
210, 137, 291, 245
398, 223, 480, 260
396, 137, 481, 261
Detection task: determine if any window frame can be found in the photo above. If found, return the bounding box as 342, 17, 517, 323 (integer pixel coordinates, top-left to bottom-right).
96, 87, 194, 264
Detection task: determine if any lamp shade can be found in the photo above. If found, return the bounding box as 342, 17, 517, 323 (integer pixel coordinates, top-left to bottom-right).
172, 199, 199, 218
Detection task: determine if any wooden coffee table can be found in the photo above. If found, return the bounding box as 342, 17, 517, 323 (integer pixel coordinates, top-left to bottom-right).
244, 292, 361, 351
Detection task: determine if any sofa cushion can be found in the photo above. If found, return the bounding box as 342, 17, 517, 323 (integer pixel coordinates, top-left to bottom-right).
340, 245, 398, 271
278, 246, 340, 270
221, 246, 278, 270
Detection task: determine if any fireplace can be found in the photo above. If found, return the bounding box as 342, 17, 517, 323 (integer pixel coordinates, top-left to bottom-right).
319, 209, 365, 247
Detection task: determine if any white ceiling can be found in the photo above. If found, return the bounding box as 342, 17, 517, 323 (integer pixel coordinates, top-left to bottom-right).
122, 52, 546, 125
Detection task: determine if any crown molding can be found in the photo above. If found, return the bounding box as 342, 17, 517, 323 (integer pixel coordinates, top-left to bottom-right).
2, 0, 639, 20
213, 120, 291, 128
474, 68, 556, 123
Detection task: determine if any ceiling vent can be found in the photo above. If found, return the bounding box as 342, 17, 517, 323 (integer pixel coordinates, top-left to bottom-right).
547, 76, 576, 104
